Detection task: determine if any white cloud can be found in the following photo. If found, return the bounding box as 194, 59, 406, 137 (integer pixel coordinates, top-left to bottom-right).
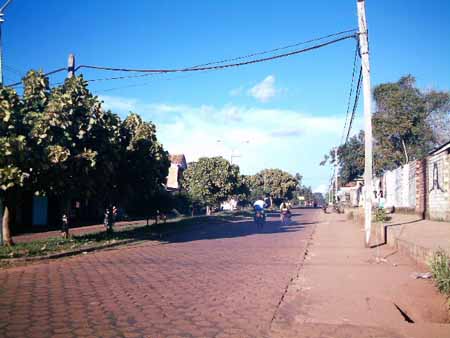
100, 94, 353, 190
248, 75, 277, 103
99, 95, 138, 112
313, 184, 328, 194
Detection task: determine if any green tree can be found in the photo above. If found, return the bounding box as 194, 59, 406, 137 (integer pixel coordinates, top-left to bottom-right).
249, 169, 298, 202
321, 75, 450, 185
30, 75, 112, 220
181, 157, 241, 213
0, 87, 27, 245
234, 175, 251, 206
0, 70, 51, 245
373, 75, 449, 168
321, 131, 365, 185
425, 90, 450, 145
1, 71, 171, 244
117, 113, 170, 220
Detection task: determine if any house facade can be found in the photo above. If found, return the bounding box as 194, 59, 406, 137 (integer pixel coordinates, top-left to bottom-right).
166, 154, 188, 191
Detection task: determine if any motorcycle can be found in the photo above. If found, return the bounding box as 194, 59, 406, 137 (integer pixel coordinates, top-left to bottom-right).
254, 209, 265, 229
280, 209, 291, 225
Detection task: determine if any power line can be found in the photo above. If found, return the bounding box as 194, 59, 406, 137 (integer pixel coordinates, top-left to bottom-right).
94, 69, 220, 94
6, 67, 66, 87
4, 65, 23, 76
75, 34, 357, 74
82, 29, 358, 85
344, 66, 363, 143
4, 30, 357, 89
340, 42, 360, 145
188, 28, 358, 69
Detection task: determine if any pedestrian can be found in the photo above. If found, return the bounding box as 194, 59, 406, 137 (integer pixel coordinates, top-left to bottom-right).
61, 214, 69, 239
112, 205, 118, 224
104, 207, 113, 233
378, 190, 385, 209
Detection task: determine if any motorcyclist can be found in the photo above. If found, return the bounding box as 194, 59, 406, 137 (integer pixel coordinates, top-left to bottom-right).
279, 198, 291, 222
253, 197, 267, 223
254, 198, 266, 211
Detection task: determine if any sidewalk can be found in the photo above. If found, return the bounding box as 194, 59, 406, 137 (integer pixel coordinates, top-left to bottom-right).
271, 211, 450, 338
383, 213, 450, 265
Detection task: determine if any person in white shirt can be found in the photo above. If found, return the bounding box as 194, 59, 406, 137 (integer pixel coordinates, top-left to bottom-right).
253, 198, 266, 211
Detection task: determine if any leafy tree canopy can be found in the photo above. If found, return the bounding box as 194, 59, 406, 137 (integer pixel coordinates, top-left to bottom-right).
182, 157, 241, 207
321, 75, 450, 185
248, 168, 298, 201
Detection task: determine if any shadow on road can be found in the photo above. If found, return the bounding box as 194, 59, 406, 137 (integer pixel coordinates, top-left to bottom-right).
160, 210, 316, 244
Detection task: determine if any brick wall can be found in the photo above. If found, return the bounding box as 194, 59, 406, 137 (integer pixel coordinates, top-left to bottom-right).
415, 159, 427, 218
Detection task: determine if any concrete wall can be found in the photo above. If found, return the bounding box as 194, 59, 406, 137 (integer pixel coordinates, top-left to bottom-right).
426, 151, 450, 221
374, 149, 450, 221
382, 162, 416, 210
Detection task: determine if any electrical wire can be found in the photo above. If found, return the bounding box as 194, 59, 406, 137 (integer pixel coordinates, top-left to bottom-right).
6, 67, 66, 87
345, 66, 363, 143
4, 65, 24, 76
94, 68, 220, 94
80, 29, 358, 84
340, 42, 359, 145
188, 28, 358, 69
75, 34, 357, 74
4, 29, 357, 88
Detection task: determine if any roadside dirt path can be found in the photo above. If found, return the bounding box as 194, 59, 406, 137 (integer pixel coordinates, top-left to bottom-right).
271, 210, 450, 338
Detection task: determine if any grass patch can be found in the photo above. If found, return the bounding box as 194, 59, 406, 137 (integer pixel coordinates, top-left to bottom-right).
429, 249, 450, 296
0, 210, 252, 260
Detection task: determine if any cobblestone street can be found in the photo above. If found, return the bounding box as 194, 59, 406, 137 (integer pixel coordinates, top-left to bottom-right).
0, 210, 315, 338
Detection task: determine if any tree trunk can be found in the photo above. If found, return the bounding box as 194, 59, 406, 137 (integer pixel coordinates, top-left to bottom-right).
401, 138, 409, 163
2, 202, 14, 246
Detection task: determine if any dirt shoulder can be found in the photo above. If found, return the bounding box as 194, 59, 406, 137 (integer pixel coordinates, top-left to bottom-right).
271, 210, 450, 338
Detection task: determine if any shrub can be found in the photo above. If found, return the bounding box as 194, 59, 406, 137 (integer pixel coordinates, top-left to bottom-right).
429, 249, 450, 296
375, 208, 389, 223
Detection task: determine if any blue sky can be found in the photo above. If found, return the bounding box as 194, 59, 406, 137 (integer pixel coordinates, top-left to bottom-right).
3, 0, 450, 193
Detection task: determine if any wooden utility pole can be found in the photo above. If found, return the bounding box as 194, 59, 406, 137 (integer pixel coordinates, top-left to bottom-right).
357, 0, 373, 246
67, 53, 75, 78
0, 0, 14, 86
334, 147, 339, 203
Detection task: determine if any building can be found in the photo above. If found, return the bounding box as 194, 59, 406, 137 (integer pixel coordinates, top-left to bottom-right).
166, 154, 188, 191
425, 141, 450, 221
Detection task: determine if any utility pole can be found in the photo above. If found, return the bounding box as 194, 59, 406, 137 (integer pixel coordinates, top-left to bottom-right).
230, 153, 240, 165
0, 0, 12, 244
334, 147, 339, 203
217, 139, 249, 165
357, 0, 373, 246
67, 53, 75, 78
0, 0, 13, 86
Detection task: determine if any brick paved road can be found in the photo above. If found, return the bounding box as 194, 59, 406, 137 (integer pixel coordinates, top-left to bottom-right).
0, 209, 316, 338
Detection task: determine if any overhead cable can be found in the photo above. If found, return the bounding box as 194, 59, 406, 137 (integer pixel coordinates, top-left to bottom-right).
6, 67, 66, 87
345, 66, 363, 143
75, 34, 357, 74
80, 29, 358, 85
340, 42, 360, 145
